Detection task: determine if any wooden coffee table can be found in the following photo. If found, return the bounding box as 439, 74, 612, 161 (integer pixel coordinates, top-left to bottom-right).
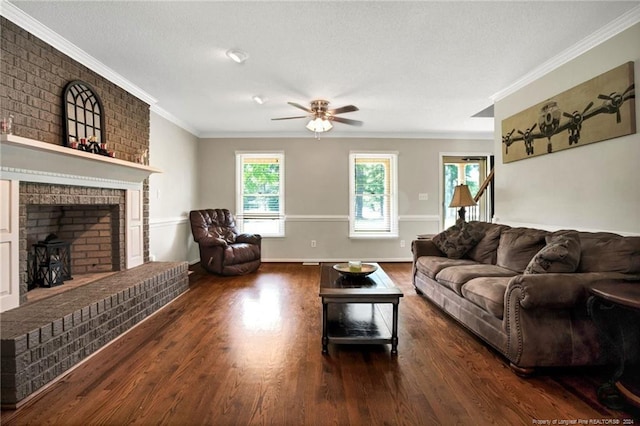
588, 282, 640, 409
319, 263, 403, 354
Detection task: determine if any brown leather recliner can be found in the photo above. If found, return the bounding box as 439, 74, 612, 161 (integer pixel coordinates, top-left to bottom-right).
189, 209, 262, 276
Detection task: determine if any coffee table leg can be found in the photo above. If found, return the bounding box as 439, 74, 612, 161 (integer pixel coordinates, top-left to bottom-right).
391, 301, 399, 354
322, 301, 328, 354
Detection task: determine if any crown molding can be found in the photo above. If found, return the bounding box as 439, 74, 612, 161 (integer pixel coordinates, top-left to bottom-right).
0, 1, 204, 136
490, 5, 640, 102
0, 0, 157, 106
149, 105, 200, 137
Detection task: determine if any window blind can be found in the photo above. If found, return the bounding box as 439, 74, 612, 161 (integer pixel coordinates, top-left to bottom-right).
349, 152, 398, 238
236, 153, 285, 236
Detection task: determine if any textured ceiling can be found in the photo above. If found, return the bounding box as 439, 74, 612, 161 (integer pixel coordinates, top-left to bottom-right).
8, 1, 640, 139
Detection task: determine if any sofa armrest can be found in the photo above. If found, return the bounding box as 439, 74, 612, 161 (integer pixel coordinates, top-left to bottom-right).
506, 272, 634, 310
411, 239, 444, 262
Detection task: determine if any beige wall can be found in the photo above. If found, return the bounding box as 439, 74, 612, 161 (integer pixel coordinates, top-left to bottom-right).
198, 137, 492, 261
494, 23, 640, 235
149, 112, 200, 263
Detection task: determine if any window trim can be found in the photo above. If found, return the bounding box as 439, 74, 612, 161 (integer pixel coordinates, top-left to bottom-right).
235, 151, 285, 237
348, 151, 398, 239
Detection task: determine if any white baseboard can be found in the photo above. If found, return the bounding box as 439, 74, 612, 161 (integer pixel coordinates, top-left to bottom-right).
263, 258, 413, 263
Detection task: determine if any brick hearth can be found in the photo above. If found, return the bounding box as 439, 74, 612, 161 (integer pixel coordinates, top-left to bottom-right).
0, 262, 189, 408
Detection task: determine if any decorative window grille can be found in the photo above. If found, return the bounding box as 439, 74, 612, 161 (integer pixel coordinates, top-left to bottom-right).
63, 80, 105, 145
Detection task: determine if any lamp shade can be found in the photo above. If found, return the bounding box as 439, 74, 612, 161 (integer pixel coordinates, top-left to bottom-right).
449, 184, 477, 208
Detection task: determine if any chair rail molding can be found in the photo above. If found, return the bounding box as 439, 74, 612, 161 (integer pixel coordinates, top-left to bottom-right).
149, 216, 189, 229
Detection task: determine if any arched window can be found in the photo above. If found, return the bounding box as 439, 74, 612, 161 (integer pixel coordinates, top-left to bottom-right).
63, 80, 105, 145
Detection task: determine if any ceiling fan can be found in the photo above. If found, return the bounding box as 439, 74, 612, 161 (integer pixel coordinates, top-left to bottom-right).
272, 99, 363, 133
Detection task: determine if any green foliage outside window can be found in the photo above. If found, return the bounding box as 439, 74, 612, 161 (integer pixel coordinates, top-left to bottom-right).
243, 163, 280, 213
465, 164, 480, 196
355, 163, 386, 219
444, 163, 480, 204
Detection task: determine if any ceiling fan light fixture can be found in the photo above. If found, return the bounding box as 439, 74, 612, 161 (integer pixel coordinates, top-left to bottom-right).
306, 117, 332, 133
305, 118, 319, 132
226, 49, 248, 64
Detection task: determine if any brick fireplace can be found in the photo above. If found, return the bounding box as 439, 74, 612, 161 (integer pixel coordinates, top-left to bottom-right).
20, 182, 126, 297
0, 15, 191, 408
0, 137, 180, 409
1, 134, 157, 311
1, 15, 157, 310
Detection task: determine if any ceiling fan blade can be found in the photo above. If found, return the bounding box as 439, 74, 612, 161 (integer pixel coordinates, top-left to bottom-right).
328, 105, 359, 115
288, 102, 312, 113
271, 116, 308, 121
331, 116, 363, 126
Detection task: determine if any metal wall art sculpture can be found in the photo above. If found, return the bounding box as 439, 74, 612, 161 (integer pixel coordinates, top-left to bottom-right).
501, 61, 636, 163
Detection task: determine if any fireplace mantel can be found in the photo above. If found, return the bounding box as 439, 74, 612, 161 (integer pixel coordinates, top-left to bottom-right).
1, 134, 161, 189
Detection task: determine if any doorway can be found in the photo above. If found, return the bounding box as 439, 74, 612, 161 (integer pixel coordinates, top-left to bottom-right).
441, 155, 493, 229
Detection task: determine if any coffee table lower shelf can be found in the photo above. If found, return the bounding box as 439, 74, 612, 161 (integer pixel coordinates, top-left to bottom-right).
322, 303, 396, 353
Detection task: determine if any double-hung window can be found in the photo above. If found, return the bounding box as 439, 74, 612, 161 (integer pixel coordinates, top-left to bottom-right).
349, 152, 398, 238
235, 152, 285, 237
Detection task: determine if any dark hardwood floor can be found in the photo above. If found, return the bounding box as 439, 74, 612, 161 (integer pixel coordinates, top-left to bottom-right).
2, 263, 637, 425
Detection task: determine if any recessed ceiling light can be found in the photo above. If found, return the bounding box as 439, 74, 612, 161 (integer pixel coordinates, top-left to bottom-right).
226, 49, 248, 64
252, 95, 266, 105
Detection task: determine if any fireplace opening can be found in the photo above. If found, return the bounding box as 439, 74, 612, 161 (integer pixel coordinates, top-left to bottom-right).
25, 204, 121, 288
19, 182, 127, 303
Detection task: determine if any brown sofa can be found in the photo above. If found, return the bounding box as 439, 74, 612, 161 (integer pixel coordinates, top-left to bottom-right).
190, 209, 262, 276
412, 221, 640, 375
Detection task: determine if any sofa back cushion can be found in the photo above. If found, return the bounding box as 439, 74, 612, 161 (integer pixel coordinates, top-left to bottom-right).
466, 223, 510, 264
432, 221, 483, 259
496, 228, 549, 272
524, 231, 581, 274
577, 232, 640, 274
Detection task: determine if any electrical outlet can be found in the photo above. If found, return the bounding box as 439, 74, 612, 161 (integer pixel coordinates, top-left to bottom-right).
400, 240, 405, 248
311, 240, 317, 248
418, 193, 429, 201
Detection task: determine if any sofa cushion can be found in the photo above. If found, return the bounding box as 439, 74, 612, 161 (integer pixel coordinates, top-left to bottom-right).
524, 231, 581, 274
578, 232, 640, 274
462, 277, 511, 319
432, 221, 483, 259
435, 264, 518, 296
496, 228, 549, 272
415, 256, 476, 279
467, 223, 510, 264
